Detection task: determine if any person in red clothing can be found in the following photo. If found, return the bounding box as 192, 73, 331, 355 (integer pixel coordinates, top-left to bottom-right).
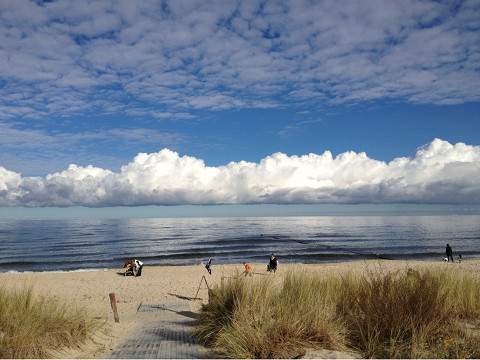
243, 262, 253, 277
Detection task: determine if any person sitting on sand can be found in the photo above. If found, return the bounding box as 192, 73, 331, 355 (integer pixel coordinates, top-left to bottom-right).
205, 258, 212, 275
123, 259, 143, 276
243, 262, 253, 277
133, 259, 143, 277
267, 254, 278, 273
123, 259, 135, 276
446, 243, 454, 262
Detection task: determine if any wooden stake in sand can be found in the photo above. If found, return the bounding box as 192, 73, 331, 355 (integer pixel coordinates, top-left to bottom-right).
194, 275, 210, 300
109, 292, 120, 323
79, 319, 87, 337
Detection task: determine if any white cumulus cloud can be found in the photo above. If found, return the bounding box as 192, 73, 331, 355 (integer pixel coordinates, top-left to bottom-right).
0, 138, 479, 207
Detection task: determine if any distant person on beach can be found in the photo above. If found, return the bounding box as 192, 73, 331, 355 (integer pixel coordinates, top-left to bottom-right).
243, 262, 253, 277
123, 259, 134, 275
205, 258, 212, 275
267, 254, 278, 273
446, 244, 454, 262
123, 259, 143, 276
458, 254, 463, 263
133, 259, 143, 276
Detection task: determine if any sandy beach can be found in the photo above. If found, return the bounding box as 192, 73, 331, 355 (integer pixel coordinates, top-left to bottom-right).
2, 259, 480, 358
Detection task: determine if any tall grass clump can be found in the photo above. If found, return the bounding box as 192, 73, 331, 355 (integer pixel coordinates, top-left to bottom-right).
338, 267, 480, 358
195, 271, 346, 358
0, 286, 102, 358
196, 266, 480, 359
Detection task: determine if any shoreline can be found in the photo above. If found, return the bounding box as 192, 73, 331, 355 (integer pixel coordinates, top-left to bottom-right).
1, 254, 476, 274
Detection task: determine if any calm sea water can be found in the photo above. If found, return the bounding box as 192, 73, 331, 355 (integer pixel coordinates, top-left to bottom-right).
0, 215, 479, 272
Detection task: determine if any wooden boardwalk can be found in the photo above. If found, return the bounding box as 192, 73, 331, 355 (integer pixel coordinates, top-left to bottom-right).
109, 301, 213, 359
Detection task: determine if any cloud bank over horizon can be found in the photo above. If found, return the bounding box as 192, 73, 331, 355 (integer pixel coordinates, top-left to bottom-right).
0, 139, 479, 207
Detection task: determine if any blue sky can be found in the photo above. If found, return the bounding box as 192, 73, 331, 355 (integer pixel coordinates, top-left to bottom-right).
0, 0, 479, 208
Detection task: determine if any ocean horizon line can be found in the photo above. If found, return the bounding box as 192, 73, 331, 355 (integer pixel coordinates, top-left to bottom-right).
2, 203, 480, 219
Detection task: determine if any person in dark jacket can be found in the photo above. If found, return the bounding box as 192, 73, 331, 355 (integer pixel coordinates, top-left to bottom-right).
267, 254, 278, 273
446, 244, 454, 262
205, 258, 212, 275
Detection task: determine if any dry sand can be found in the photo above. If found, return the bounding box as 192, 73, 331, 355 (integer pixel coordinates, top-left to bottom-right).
2, 259, 480, 358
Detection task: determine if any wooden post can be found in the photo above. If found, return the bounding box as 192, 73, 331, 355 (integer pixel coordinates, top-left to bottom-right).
109, 292, 120, 323
194, 276, 204, 300
194, 275, 210, 300
79, 319, 86, 338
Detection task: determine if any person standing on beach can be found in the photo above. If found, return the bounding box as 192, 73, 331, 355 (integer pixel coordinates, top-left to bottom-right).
205, 258, 212, 275
446, 244, 454, 262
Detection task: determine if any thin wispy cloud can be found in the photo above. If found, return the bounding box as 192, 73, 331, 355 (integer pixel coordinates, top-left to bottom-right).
1, 139, 479, 206
0, 122, 186, 174
0, 123, 184, 148
1, 0, 479, 120
278, 118, 323, 136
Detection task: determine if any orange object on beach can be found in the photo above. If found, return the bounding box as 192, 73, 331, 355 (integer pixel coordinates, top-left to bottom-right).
243, 262, 253, 276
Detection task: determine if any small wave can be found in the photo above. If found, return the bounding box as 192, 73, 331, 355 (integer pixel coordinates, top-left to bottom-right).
3, 268, 110, 274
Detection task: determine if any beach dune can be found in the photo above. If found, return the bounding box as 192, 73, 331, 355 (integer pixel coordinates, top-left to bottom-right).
1, 260, 479, 358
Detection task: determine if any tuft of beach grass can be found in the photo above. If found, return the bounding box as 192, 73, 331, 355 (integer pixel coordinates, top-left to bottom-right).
195, 266, 480, 359
0, 286, 103, 359
195, 270, 346, 358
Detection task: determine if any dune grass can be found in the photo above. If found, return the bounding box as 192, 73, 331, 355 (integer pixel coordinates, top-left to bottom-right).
337, 267, 480, 358
0, 286, 102, 359
196, 273, 346, 358
195, 266, 480, 358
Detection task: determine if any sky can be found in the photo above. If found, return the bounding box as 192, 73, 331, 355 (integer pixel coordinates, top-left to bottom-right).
0, 0, 479, 209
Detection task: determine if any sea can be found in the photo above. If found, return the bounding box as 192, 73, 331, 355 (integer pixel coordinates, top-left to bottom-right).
1, 213, 480, 272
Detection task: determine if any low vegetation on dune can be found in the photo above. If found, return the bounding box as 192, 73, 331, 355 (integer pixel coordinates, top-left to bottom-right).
338, 268, 480, 358
195, 273, 346, 358
0, 286, 102, 359
195, 266, 480, 359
